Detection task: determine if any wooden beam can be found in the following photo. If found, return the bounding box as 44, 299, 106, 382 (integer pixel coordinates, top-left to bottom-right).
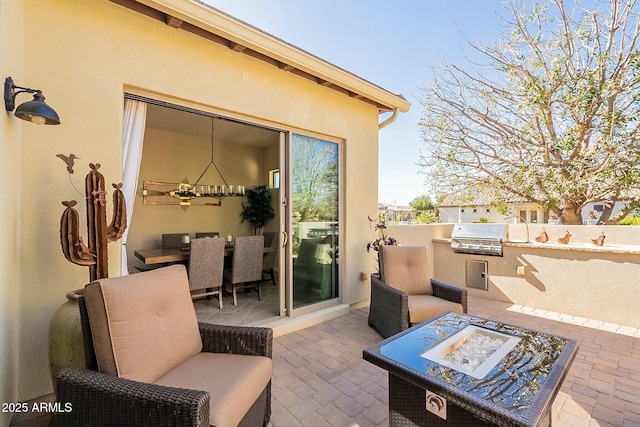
230, 42, 246, 52
165, 15, 183, 29
278, 62, 294, 72
317, 78, 333, 87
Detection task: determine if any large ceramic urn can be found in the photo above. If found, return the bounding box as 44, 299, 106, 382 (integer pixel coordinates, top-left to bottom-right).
48, 289, 85, 387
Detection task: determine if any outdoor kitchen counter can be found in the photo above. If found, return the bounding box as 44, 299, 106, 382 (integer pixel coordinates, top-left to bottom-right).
433, 238, 640, 255
430, 236, 639, 328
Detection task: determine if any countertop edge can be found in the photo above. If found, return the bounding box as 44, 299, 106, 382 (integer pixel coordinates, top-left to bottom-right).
432, 238, 640, 255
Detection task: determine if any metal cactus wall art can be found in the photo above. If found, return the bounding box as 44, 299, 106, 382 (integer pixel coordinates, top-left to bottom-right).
58, 155, 127, 281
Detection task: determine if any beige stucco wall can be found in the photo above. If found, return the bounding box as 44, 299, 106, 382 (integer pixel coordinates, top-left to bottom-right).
1, 1, 25, 424
387, 224, 640, 328
9, 0, 382, 401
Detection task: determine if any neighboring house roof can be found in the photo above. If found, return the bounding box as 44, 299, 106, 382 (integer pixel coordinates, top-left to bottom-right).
111, 0, 410, 114
438, 191, 530, 208
439, 189, 640, 208
379, 203, 413, 212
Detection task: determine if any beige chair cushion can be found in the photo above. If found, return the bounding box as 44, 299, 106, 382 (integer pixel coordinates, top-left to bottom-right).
408, 295, 463, 324
380, 246, 433, 295
154, 352, 272, 427
84, 265, 203, 383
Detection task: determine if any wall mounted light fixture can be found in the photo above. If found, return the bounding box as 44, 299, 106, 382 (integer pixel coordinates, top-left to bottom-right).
4, 76, 60, 125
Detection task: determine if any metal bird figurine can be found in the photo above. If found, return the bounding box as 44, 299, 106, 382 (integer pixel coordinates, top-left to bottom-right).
535, 228, 549, 243
56, 153, 80, 174
591, 232, 606, 246
558, 231, 571, 244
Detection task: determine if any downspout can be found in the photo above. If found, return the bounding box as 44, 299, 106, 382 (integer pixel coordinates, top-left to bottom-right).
378, 108, 399, 130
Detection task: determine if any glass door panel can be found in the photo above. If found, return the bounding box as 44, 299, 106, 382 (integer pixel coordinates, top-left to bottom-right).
290, 134, 339, 309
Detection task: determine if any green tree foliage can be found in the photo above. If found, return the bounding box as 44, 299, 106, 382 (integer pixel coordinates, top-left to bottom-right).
291, 135, 338, 222
417, 210, 439, 224
618, 215, 640, 225
409, 194, 435, 211
418, 0, 640, 224
474, 217, 491, 223
410, 194, 439, 223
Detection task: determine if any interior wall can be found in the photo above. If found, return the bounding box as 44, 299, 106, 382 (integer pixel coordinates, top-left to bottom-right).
262, 141, 280, 235
14, 0, 381, 401
126, 127, 266, 265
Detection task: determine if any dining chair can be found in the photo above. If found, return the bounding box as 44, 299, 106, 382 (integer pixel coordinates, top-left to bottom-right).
195, 231, 220, 238
162, 233, 189, 249
262, 231, 279, 285
188, 237, 226, 308
224, 235, 264, 305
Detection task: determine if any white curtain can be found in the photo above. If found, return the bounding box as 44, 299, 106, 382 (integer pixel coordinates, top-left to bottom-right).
121, 99, 147, 275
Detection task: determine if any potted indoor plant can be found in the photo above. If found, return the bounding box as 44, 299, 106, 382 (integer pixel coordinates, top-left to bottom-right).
240, 185, 276, 234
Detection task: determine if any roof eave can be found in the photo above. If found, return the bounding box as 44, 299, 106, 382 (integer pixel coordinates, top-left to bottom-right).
120, 0, 411, 114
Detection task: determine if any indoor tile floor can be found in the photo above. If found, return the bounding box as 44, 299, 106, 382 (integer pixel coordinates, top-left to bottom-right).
193, 280, 280, 325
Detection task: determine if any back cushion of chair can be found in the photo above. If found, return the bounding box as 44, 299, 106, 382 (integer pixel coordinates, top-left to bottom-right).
231, 235, 264, 283
84, 264, 203, 383
379, 246, 433, 295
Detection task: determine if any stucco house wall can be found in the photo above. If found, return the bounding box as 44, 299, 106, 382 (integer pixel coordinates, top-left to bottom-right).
1, 0, 408, 403
1, 1, 25, 425
439, 200, 630, 224
439, 206, 508, 223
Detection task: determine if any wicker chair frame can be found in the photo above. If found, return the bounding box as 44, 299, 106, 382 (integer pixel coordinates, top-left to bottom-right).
368, 274, 468, 338
54, 297, 272, 427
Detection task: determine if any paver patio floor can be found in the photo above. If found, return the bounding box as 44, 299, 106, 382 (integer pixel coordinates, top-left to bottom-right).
10, 295, 639, 427
268, 296, 640, 427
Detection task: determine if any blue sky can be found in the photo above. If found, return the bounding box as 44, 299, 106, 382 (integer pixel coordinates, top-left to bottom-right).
203, 1, 506, 205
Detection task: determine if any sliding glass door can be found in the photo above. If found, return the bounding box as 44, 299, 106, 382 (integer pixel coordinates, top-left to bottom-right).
288, 133, 340, 309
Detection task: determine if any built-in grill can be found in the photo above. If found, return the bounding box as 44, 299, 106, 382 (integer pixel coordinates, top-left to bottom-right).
450, 223, 509, 257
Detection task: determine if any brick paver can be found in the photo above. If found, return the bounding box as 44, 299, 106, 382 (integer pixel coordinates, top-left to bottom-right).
269, 297, 640, 427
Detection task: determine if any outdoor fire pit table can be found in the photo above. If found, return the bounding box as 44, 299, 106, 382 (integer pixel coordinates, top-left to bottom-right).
363, 311, 578, 427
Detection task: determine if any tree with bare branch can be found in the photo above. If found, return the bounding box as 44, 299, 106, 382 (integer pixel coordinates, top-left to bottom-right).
419, 0, 640, 224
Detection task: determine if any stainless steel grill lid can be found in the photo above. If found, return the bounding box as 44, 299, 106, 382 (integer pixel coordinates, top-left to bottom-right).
450, 223, 508, 256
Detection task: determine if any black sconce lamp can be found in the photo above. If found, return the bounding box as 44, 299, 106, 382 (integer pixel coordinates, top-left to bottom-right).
4, 77, 60, 125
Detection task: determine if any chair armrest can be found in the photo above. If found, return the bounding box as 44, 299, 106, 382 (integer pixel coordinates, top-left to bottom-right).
55, 367, 209, 427
431, 278, 468, 312
368, 275, 409, 338
199, 323, 273, 358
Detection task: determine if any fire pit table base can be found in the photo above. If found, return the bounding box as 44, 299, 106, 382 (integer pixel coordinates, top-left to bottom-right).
363, 312, 577, 427
388, 374, 550, 427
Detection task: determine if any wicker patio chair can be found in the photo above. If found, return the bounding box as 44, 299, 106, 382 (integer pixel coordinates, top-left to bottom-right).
368, 245, 467, 338
188, 237, 225, 308
293, 238, 334, 299
55, 265, 272, 427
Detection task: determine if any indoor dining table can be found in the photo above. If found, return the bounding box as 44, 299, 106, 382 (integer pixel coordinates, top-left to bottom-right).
133, 245, 273, 265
